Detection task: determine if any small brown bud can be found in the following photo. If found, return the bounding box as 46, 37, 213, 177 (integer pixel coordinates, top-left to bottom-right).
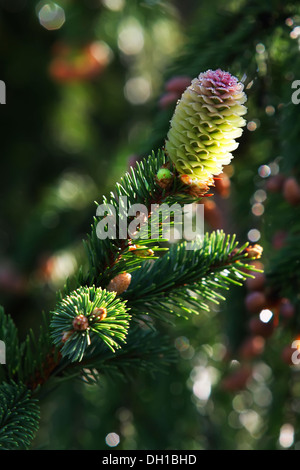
129, 245, 154, 257
180, 174, 212, 198
92, 307, 107, 321
62, 330, 74, 343
72, 314, 89, 331
107, 272, 132, 295
246, 244, 263, 259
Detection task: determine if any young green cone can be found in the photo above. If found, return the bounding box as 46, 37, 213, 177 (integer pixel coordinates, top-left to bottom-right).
165, 69, 247, 192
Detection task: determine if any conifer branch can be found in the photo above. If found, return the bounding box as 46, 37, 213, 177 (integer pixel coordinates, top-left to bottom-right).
0, 381, 40, 450
0, 68, 256, 450
124, 231, 261, 322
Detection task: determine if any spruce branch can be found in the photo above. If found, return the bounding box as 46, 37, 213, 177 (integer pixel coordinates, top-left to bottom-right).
21, 69, 251, 389
123, 231, 261, 322
0, 381, 40, 450
19, 312, 60, 390
0, 307, 21, 382
82, 149, 188, 290
55, 324, 177, 385
50, 286, 131, 362
0, 68, 256, 449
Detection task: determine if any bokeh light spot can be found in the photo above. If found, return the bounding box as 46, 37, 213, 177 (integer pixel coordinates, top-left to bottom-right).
256, 43, 265, 54
279, 424, 294, 448
118, 18, 144, 55
252, 203, 264, 216
269, 161, 280, 175
38, 2, 65, 30
248, 228, 261, 242
247, 121, 257, 131
254, 189, 267, 203
265, 105, 275, 116
105, 432, 120, 447
259, 309, 273, 323
258, 164, 271, 178
102, 0, 125, 11
124, 77, 151, 104
290, 26, 300, 39
175, 336, 190, 352
192, 367, 212, 402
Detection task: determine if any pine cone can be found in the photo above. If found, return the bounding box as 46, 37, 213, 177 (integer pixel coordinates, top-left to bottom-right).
165, 69, 247, 190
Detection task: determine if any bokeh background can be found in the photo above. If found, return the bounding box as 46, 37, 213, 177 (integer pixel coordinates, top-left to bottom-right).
1, 0, 300, 450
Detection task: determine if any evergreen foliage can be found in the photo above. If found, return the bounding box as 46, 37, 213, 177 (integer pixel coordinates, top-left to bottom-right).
125, 231, 257, 320
1, 0, 300, 451
51, 286, 130, 361
0, 381, 40, 450
0, 142, 257, 447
